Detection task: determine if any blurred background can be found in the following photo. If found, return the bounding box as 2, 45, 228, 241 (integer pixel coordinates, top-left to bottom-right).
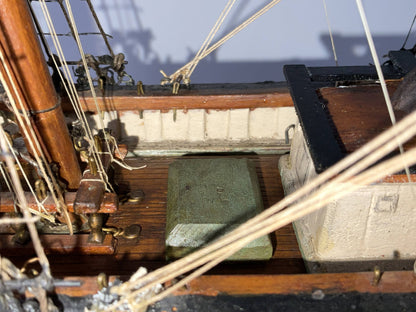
32, 0, 416, 84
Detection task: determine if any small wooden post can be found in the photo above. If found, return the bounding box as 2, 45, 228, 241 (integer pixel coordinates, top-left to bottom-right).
0, 0, 81, 188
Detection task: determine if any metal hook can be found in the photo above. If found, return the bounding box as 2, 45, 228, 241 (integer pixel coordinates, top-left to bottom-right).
93, 134, 102, 153
98, 77, 105, 92
35, 179, 47, 201
88, 155, 98, 176
372, 265, 382, 286
137, 81, 144, 96
172, 81, 180, 95
97, 273, 108, 290
285, 124, 296, 144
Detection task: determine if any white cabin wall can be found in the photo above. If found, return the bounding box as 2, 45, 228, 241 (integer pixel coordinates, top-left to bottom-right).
30, 0, 416, 154
88, 107, 298, 154
30, 1, 415, 154
279, 125, 416, 272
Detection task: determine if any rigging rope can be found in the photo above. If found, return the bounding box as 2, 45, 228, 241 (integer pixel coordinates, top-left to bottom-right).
322, 0, 338, 66
38, 0, 111, 191
63, 0, 118, 167
85, 0, 115, 57
401, 13, 416, 50
0, 38, 68, 228
355, 0, 413, 183
107, 107, 416, 310
161, 0, 282, 91
0, 126, 51, 276
187, 0, 237, 81
0, 128, 51, 312
2, 129, 55, 222
38, 0, 143, 191
0, 216, 40, 226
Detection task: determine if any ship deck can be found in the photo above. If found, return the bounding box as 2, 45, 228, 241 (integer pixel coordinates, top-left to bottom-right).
5, 154, 306, 277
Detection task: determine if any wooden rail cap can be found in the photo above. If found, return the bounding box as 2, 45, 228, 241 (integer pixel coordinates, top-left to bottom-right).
0, 192, 118, 214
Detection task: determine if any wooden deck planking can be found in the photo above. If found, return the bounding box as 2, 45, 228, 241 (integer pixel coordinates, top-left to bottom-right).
320, 83, 416, 154
113, 155, 302, 274
112, 155, 298, 258
5, 154, 305, 276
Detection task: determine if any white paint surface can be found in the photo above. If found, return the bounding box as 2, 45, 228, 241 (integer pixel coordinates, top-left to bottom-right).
279, 125, 416, 270
89, 107, 297, 152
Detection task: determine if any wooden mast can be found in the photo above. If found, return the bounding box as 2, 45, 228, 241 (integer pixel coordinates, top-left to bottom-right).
0, 0, 81, 189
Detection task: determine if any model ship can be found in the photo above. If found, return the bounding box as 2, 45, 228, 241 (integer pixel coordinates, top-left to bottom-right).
0, 1, 416, 311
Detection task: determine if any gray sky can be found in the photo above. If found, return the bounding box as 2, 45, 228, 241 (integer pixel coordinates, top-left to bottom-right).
32, 0, 416, 83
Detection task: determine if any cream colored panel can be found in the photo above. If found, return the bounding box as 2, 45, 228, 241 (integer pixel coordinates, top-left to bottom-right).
228, 109, 249, 140
279, 125, 416, 272
143, 110, 162, 141
276, 107, 297, 140
187, 109, 205, 142
248, 107, 279, 139
205, 110, 229, 140
119, 111, 145, 141
161, 110, 188, 140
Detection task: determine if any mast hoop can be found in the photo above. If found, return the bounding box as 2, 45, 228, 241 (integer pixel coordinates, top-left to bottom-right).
17, 97, 61, 116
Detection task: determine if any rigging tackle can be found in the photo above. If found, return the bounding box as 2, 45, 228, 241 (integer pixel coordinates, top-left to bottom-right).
160, 0, 282, 94
0, 0, 144, 249
0, 1, 416, 311
30, 0, 134, 89
74, 52, 134, 88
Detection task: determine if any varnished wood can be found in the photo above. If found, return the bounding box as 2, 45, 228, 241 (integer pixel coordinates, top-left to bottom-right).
53, 271, 416, 297
74, 164, 109, 214
320, 82, 402, 154
0, 0, 81, 189
0, 192, 118, 214
74, 83, 293, 112
73, 176, 106, 214
5, 155, 303, 277
53, 276, 119, 297
320, 82, 416, 182
111, 155, 296, 260
0, 234, 115, 256
173, 271, 416, 296
74, 137, 115, 214
0, 21, 50, 163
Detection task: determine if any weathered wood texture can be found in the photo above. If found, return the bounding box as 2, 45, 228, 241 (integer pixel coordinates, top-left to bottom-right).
320, 81, 415, 154
0, 192, 117, 214
0, 0, 81, 188
320, 82, 416, 182
173, 271, 416, 296
54, 271, 416, 297
54, 276, 119, 297
0, 234, 115, 256
73, 83, 293, 112
74, 143, 113, 214
6, 155, 304, 276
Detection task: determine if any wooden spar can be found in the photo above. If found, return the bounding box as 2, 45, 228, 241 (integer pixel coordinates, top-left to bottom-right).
0, 0, 81, 189
0, 21, 52, 164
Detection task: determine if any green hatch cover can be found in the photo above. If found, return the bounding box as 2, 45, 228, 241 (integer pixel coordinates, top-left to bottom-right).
166, 158, 273, 260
